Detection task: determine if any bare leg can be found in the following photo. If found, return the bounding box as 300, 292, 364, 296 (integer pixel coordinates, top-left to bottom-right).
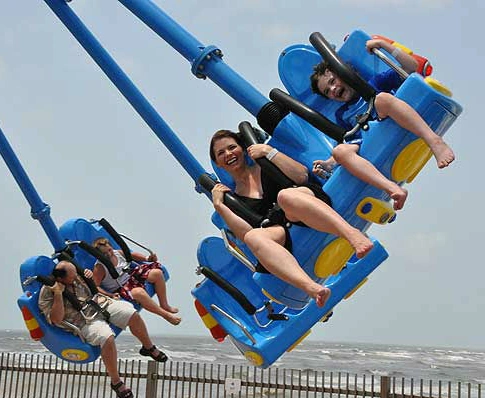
127, 312, 164, 354
333, 143, 408, 210
278, 187, 374, 257
375, 92, 455, 168
146, 268, 178, 313
101, 336, 130, 393
244, 227, 331, 307
131, 288, 181, 325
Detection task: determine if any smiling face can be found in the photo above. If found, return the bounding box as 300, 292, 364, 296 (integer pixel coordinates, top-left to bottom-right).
317, 69, 357, 102
93, 238, 115, 258
212, 136, 245, 173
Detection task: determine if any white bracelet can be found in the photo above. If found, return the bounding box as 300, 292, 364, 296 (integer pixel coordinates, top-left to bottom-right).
391, 47, 401, 58
266, 148, 279, 161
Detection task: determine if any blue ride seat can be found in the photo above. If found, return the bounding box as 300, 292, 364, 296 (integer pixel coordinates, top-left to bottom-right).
59, 218, 170, 302
191, 29, 462, 367
17, 218, 170, 364
18, 255, 102, 363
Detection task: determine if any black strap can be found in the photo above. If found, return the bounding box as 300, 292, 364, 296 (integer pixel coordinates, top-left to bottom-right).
77, 241, 120, 279
98, 218, 133, 263
309, 32, 376, 102
198, 173, 265, 228
199, 266, 256, 315
269, 88, 346, 143
238, 121, 296, 190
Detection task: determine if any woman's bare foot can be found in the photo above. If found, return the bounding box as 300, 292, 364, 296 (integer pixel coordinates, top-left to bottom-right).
348, 230, 374, 259
161, 305, 179, 314
161, 310, 181, 325
390, 186, 408, 210
314, 286, 331, 308
430, 139, 455, 168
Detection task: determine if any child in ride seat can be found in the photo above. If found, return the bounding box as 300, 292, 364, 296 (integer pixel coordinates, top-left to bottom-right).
310, 38, 455, 210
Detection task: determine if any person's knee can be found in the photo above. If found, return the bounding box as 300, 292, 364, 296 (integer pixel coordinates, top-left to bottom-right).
374, 92, 394, 117
131, 287, 147, 301
277, 188, 297, 211
243, 229, 264, 250
332, 144, 353, 163
148, 268, 163, 282
128, 311, 142, 326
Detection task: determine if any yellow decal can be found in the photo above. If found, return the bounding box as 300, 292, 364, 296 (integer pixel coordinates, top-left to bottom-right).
391, 139, 432, 183
314, 238, 354, 278
287, 330, 311, 352
344, 278, 368, 299
425, 77, 452, 97
61, 349, 90, 362
244, 351, 264, 366
356, 197, 395, 224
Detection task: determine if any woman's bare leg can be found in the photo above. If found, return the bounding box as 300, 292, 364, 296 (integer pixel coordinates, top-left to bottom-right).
131, 288, 181, 325
244, 227, 331, 307
278, 188, 374, 257
146, 268, 178, 313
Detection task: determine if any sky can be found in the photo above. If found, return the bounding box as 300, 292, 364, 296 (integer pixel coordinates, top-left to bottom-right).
0, 1, 484, 351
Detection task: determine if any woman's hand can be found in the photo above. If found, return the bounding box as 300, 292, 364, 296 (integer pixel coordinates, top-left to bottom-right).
247, 144, 272, 160
146, 252, 158, 262
211, 183, 231, 208
84, 269, 94, 279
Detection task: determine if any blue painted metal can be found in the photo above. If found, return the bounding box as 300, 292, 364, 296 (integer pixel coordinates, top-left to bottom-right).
0, 126, 65, 251
43, 0, 207, 188
39, 1, 463, 368
118, 0, 270, 116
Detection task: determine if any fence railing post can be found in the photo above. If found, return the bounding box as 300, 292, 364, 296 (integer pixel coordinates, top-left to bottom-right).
145, 360, 159, 398
381, 376, 390, 398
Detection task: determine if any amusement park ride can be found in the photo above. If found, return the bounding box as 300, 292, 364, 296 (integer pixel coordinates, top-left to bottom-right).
1, 0, 462, 368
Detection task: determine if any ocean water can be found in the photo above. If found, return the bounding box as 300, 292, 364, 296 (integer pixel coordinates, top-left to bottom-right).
1, 329, 483, 386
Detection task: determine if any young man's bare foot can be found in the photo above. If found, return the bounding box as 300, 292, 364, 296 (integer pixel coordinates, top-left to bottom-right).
348, 231, 374, 259
430, 139, 455, 168
390, 187, 408, 210
314, 286, 331, 308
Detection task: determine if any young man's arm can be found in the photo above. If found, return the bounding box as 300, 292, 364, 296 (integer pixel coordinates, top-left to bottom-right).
366, 39, 418, 74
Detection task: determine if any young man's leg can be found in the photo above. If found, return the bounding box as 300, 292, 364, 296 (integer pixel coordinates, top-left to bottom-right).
332, 143, 408, 210
375, 92, 455, 168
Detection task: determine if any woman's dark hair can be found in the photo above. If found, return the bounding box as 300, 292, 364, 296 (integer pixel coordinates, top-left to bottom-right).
209, 129, 244, 161
310, 60, 331, 96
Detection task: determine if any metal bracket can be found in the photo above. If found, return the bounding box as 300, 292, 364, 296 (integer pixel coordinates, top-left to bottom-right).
221, 229, 256, 272
210, 304, 256, 345
191, 45, 223, 79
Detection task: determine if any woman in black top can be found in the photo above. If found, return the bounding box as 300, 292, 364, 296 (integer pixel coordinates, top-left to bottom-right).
210, 130, 373, 308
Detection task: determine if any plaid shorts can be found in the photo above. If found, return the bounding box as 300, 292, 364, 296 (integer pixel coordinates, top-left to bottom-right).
117, 262, 161, 302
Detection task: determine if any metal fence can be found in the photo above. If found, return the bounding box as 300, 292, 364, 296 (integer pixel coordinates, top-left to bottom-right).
0, 352, 482, 398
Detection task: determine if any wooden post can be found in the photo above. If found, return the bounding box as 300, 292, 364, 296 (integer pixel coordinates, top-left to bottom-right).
145, 360, 159, 398
380, 376, 390, 398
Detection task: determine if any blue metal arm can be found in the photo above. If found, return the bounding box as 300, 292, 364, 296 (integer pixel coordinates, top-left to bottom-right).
0, 126, 65, 251
43, 0, 208, 188
117, 0, 270, 117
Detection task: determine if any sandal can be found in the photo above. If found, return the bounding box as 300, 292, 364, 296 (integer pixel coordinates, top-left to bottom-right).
139, 345, 168, 362
110, 381, 133, 398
